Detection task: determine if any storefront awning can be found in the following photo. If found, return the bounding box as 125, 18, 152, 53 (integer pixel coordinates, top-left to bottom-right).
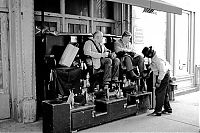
150, 0, 182, 15
105, 0, 182, 15
106, 0, 150, 8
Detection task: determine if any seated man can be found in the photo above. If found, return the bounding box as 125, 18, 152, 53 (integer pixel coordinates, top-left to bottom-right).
83, 31, 120, 85
114, 31, 146, 80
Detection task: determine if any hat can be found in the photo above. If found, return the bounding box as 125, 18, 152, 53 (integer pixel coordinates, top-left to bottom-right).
122, 31, 132, 37
142, 47, 150, 58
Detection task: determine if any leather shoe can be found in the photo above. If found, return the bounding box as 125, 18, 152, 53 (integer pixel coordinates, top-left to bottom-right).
103, 81, 110, 86
128, 70, 139, 80
162, 109, 172, 114
148, 111, 162, 116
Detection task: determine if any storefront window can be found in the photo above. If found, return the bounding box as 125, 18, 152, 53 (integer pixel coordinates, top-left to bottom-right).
96, 26, 112, 34
34, 0, 60, 13
175, 12, 190, 76
65, 0, 89, 16
68, 24, 87, 33
133, 6, 167, 58
93, 0, 114, 19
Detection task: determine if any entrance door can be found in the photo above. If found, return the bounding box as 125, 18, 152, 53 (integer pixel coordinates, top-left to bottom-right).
175, 11, 191, 76
0, 13, 10, 119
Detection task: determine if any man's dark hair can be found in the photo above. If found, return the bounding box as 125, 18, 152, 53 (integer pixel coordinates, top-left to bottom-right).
122, 31, 132, 37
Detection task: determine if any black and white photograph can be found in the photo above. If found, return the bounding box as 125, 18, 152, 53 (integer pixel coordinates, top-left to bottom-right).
0, 0, 199, 132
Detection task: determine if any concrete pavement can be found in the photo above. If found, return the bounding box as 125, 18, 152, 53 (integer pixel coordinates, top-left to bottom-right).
80, 91, 199, 133
0, 91, 199, 133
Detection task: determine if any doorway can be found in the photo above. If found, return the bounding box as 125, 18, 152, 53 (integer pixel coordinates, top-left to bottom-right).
174, 11, 191, 76
0, 13, 10, 119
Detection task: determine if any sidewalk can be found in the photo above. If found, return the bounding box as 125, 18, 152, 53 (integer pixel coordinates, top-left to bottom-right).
0, 91, 199, 133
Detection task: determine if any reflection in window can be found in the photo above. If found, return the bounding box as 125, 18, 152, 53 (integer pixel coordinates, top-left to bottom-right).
93, 0, 114, 19
96, 26, 112, 34
68, 24, 87, 33
65, 0, 89, 16
34, 0, 60, 13
35, 21, 57, 35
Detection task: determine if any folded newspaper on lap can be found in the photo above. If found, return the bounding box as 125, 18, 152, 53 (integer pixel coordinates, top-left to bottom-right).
59, 43, 79, 67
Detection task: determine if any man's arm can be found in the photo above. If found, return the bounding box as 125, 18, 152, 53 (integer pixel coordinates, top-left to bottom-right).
114, 41, 125, 53
103, 44, 111, 53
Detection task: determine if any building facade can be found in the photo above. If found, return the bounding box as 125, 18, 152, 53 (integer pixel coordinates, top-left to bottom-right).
0, 0, 199, 122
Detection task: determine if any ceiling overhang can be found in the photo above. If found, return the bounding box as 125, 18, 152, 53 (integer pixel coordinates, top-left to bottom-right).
106, 0, 182, 15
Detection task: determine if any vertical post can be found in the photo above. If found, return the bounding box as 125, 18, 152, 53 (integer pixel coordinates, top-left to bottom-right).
121, 4, 124, 33
60, 0, 65, 32
129, 5, 132, 33
172, 14, 176, 76
9, 0, 36, 122
166, 13, 172, 63
89, 0, 94, 33
113, 3, 122, 35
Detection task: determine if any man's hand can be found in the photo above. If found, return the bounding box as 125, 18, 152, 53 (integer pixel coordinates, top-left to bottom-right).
102, 52, 109, 58
109, 52, 117, 59
155, 82, 161, 88
155, 79, 161, 88
127, 52, 135, 57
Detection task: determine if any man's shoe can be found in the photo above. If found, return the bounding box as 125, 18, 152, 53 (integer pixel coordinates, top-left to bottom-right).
162, 110, 172, 114
128, 70, 139, 80
148, 111, 162, 116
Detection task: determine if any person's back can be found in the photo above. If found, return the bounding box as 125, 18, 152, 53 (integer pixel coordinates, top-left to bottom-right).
142, 46, 172, 116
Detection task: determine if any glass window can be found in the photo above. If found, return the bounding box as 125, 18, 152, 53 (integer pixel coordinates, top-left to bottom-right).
96, 26, 112, 34
93, 0, 114, 19
133, 6, 167, 57
68, 24, 87, 33
34, 0, 60, 13
35, 21, 57, 35
65, 0, 89, 16
175, 12, 190, 76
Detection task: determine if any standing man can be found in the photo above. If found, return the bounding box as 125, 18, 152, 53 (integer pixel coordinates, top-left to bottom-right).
83, 31, 120, 85
142, 46, 172, 116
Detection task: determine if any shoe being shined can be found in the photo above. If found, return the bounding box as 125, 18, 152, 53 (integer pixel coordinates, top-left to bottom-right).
142, 70, 151, 79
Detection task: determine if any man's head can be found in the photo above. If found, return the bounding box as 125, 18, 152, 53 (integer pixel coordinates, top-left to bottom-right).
142, 46, 155, 58
121, 31, 132, 44
93, 31, 103, 44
